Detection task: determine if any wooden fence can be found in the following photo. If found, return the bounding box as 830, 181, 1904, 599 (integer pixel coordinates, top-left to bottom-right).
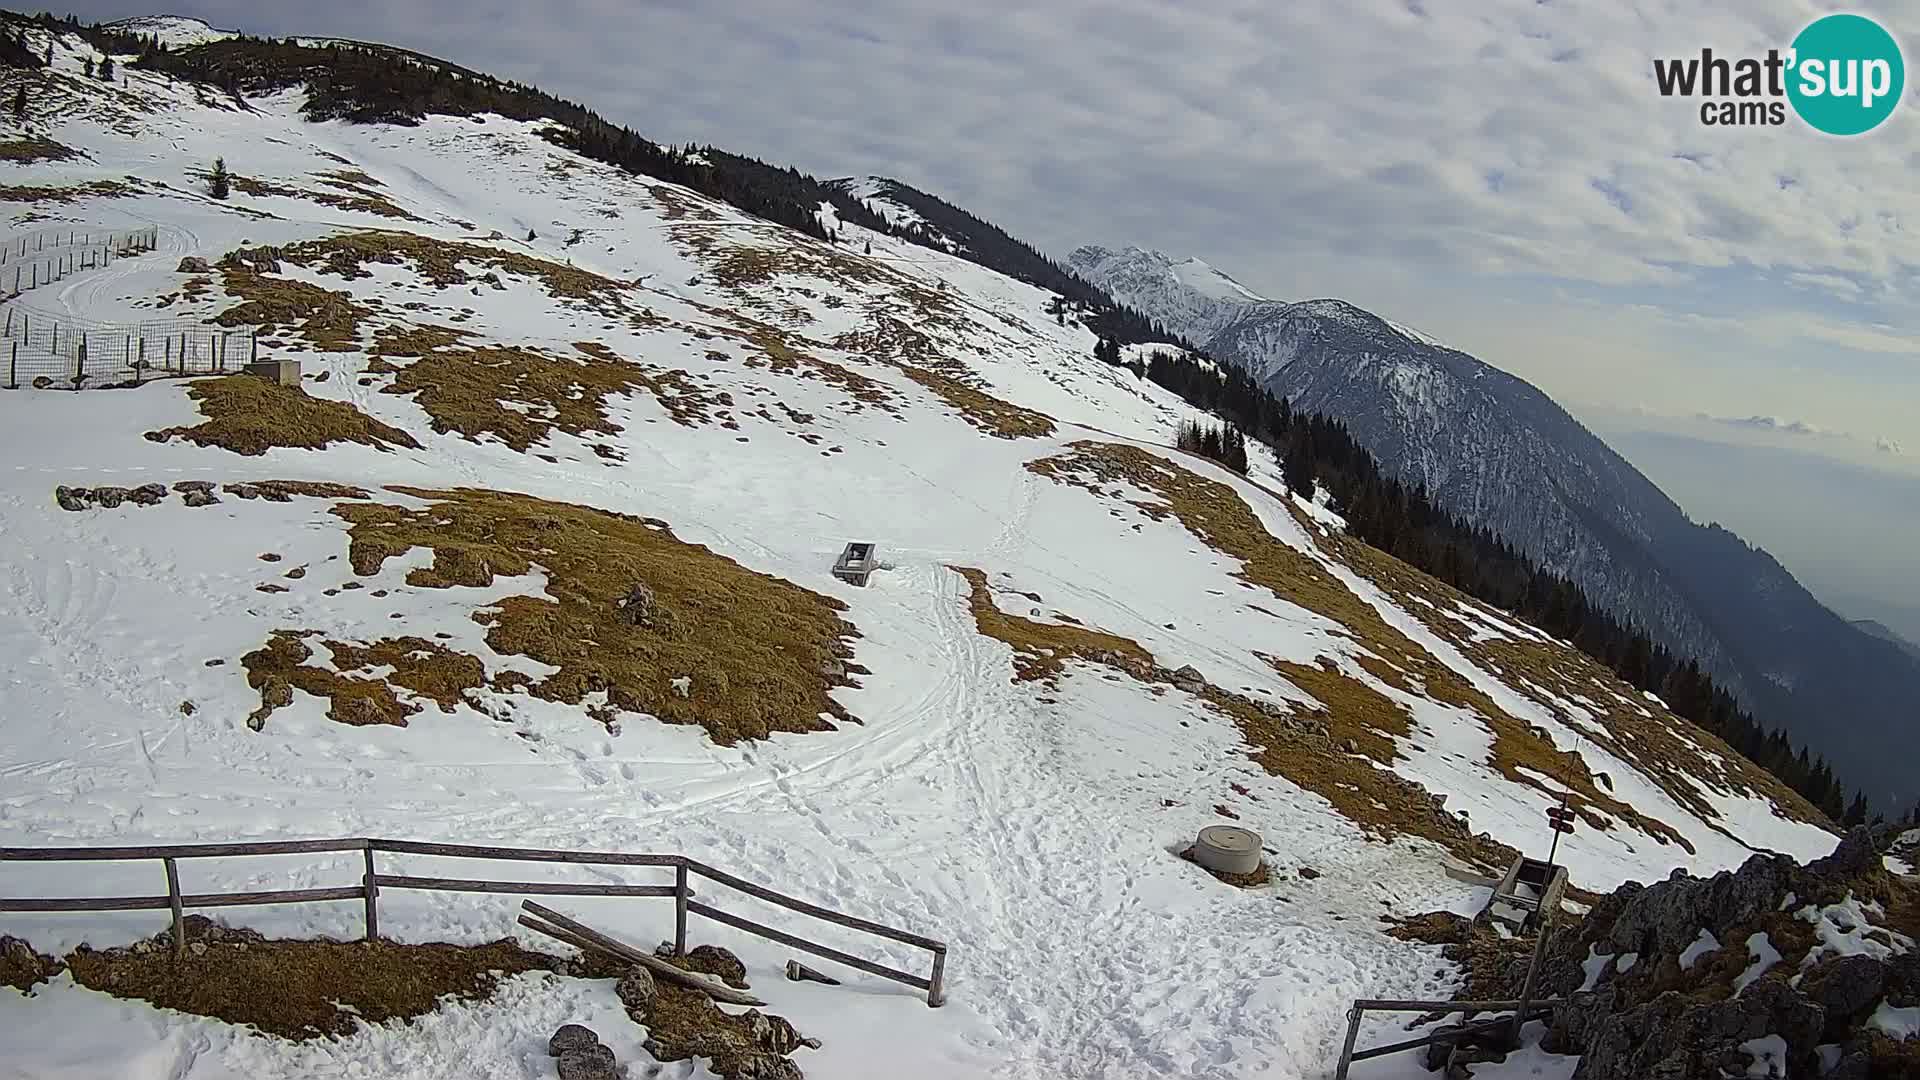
0, 837, 948, 1007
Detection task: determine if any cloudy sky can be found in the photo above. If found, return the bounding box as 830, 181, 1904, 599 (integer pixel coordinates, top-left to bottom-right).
63, 0, 1920, 636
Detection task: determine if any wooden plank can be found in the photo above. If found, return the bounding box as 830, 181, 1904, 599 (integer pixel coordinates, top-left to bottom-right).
0, 839, 367, 861
926, 945, 947, 1008
179, 886, 365, 908
681, 859, 946, 953
0, 895, 171, 912
674, 863, 688, 956
686, 899, 929, 992
362, 843, 379, 941
375, 875, 677, 898
517, 904, 766, 1006
370, 839, 681, 867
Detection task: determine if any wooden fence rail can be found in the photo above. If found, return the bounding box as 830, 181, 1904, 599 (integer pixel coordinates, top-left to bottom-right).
0, 837, 948, 1007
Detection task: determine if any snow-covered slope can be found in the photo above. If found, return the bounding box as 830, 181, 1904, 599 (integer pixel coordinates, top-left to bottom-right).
103, 14, 237, 47
1069, 243, 1920, 818
0, 22, 1841, 1080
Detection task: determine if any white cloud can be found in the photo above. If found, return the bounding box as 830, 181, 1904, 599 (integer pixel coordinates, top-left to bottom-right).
1696, 413, 1833, 437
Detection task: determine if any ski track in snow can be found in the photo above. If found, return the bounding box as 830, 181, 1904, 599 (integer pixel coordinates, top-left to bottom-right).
0, 35, 1834, 1080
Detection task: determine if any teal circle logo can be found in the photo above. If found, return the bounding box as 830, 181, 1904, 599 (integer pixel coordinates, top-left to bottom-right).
1787, 13, 1905, 136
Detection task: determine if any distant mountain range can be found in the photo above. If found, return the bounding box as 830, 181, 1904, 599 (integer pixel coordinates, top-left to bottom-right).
1070, 244, 1920, 813
1855, 619, 1920, 662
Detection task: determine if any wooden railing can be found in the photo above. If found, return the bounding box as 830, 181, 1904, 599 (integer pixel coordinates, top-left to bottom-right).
0, 837, 947, 1007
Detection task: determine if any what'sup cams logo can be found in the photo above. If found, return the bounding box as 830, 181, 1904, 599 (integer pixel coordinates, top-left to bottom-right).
1654, 13, 1905, 135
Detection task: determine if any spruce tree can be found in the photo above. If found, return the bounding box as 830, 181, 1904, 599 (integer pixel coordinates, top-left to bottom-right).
11, 86, 24, 123
83, 56, 94, 78
98, 55, 114, 81
209, 157, 230, 200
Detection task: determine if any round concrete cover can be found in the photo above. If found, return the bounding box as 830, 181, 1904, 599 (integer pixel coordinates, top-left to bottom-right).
1195, 825, 1263, 875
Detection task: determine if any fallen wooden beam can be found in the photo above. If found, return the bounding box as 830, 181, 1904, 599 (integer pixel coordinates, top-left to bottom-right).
519, 900, 766, 1007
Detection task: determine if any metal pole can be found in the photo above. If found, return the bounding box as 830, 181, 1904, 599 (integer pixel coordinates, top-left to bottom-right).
8, 342, 15, 389
1509, 907, 1557, 1046
673, 862, 688, 955
164, 857, 185, 961
362, 841, 379, 940
1333, 1004, 1365, 1080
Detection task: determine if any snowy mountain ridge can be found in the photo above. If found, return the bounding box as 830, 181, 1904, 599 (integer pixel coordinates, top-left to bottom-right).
0, 17, 1850, 1080
102, 14, 236, 47
1069, 243, 1920, 817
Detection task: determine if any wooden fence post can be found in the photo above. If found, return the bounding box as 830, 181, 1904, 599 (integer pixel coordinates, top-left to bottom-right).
8, 342, 16, 389
674, 862, 689, 956
927, 947, 946, 1007
362, 842, 379, 940
164, 857, 185, 961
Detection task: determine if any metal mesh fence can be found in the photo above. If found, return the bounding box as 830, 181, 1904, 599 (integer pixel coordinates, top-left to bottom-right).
0, 303, 256, 390
1, 228, 160, 298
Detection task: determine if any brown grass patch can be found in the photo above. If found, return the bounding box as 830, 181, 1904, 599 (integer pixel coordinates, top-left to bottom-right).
0, 936, 63, 993
369, 337, 721, 452
64, 922, 554, 1040
952, 559, 1511, 871
0, 179, 131, 203
228, 174, 421, 222
0, 136, 79, 163
328, 487, 861, 742
144, 374, 420, 456
1335, 539, 1830, 831
282, 230, 639, 319
319, 169, 382, 188
951, 566, 1152, 682
834, 312, 1055, 439
635, 953, 817, 1079
241, 630, 487, 730
647, 184, 723, 221
1025, 442, 1678, 870
215, 254, 375, 352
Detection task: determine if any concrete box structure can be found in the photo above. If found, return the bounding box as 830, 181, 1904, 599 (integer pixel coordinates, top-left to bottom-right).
244, 358, 301, 386
832, 542, 879, 586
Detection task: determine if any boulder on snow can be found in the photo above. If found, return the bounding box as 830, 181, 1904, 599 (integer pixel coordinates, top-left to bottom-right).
54, 486, 90, 511
555, 1045, 617, 1080
176, 256, 210, 273
616, 965, 657, 1013
182, 488, 220, 507
1170, 664, 1205, 692
547, 1024, 601, 1057
686, 943, 749, 989
130, 483, 169, 506
92, 486, 129, 508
